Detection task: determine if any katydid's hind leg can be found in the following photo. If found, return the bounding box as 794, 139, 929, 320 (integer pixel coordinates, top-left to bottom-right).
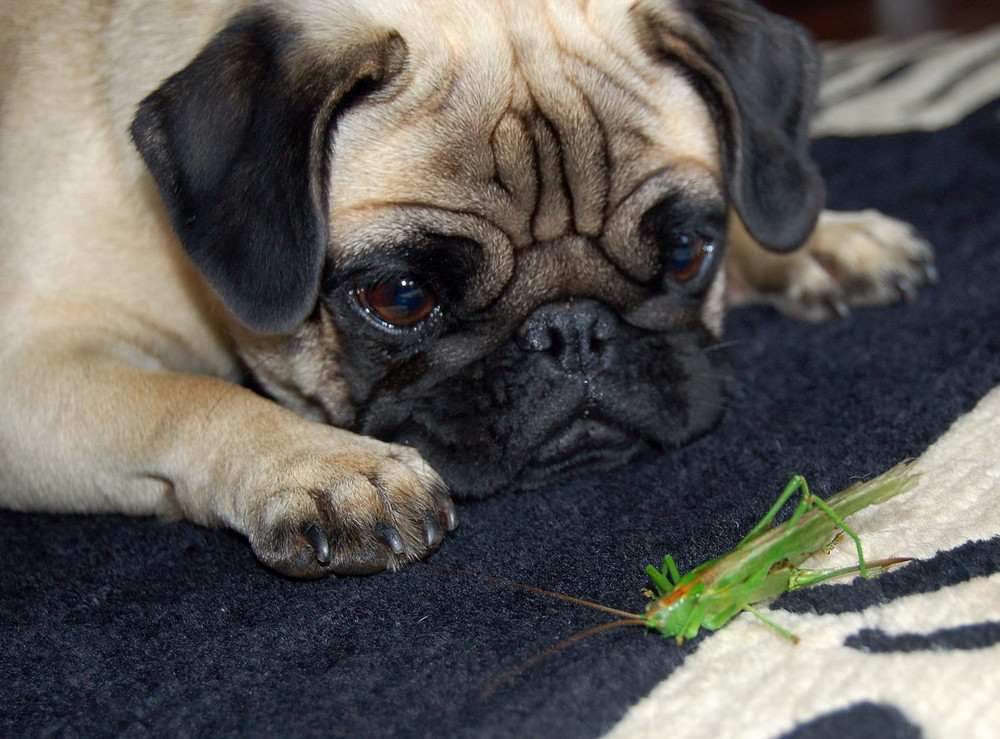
764, 480, 866, 564
743, 604, 799, 643
808, 496, 872, 577
739, 476, 811, 545
790, 557, 911, 590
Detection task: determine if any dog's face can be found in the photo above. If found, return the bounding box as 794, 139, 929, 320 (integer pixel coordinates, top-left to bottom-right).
132, 0, 824, 497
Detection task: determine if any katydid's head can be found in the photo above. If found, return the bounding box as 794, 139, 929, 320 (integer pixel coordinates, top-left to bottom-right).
644, 580, 703, 639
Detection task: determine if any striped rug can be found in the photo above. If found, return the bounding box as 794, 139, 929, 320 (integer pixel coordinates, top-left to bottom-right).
608, 27, 1000, 739
814, 25, 1000, 135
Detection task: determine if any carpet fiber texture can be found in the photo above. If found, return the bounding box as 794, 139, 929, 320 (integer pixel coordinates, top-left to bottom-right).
3, 32, 1000, 738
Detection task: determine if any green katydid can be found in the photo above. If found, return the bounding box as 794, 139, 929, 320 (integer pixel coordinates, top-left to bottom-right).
636, 459, 918, 643
448, 461, 919, 651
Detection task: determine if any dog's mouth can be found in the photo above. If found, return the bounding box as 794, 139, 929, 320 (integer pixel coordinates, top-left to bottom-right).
537, 417, 636, 463
516, 416, 649, 486
375, 369, 720, 497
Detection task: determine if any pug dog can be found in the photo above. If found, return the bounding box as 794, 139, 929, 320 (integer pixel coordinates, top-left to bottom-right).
0, 0, 933, 577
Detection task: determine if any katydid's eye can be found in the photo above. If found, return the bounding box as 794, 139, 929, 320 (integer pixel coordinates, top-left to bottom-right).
358, 278, 436, 327
665, 234, 714, 283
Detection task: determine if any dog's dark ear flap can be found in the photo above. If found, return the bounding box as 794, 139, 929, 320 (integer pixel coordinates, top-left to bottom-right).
661, 0, 826, 251
131, 10, 403, 333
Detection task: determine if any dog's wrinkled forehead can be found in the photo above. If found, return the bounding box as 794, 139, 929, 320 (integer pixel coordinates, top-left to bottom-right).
321, 0, 722, 309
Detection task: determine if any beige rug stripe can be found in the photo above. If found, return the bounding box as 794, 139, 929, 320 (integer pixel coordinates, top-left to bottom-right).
605, 386, 1000, 739
813, 25, 1000, 136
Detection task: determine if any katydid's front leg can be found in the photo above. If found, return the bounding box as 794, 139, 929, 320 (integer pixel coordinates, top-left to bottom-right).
646, 554, 681, 596
677, 595, 711, 644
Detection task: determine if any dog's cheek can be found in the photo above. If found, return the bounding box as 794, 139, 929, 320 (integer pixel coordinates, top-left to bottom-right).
233, 313, 358, 429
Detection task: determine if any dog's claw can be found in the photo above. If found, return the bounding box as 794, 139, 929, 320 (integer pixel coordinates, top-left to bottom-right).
827, 296, 850, 319
376, 522, 406, 555
424, 516, 443, 548
302, 521, 331, 565
440, 498, 459, 531
896, 277, 917, 302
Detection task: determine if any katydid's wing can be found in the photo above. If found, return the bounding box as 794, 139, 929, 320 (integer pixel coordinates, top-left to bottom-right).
820, 461, 919, 519
696, 462, 918, 589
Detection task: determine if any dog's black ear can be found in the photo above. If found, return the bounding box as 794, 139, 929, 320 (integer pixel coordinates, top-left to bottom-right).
132, 10, 403, 333
692, 0, 825, 251
645, 0, 825, 251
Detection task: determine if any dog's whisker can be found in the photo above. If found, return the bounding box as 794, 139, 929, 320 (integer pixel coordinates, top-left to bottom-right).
703, 338, 752, 353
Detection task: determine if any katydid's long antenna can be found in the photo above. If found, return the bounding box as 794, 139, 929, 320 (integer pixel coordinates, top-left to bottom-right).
479, 619, 647, 700
418, 563, 641, 619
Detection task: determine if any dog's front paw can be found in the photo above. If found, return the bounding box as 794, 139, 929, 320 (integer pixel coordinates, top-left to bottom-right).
244, 443, 457, 579
753, 209, 937, 321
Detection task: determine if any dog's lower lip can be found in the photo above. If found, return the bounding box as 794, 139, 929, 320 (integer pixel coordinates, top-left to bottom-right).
533, 418, 634, 466
518, 432, 648, 489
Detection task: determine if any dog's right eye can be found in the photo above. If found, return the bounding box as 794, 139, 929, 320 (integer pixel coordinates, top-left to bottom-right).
357, 278, 437, 327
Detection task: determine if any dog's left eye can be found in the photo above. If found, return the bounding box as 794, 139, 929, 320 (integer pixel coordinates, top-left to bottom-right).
358, 278, 437, 327
665, 234, 714, 283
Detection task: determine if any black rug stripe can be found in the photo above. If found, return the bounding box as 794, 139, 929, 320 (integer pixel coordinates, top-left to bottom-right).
780, 702, 921, 739
847, 621, 1000, 653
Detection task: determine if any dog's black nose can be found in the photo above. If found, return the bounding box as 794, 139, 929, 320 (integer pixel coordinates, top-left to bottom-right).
518, 300, 618, 375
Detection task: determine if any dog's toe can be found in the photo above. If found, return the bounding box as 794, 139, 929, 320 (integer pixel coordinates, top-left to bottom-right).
244, 446, 455, 579
762, 209, 936, 321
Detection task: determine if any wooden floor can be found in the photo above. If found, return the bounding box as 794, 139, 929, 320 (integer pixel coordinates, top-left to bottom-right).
760, 0, 1000, 40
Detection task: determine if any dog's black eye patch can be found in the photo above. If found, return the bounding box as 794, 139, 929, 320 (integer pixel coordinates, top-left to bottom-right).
325, 235, 481, 308
321, 235, 487, 346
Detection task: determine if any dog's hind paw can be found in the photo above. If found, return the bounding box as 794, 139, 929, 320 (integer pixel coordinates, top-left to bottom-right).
728, 209, 936, 322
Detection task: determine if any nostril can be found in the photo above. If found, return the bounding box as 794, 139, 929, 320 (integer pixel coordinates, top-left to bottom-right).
520, 321, 554, 353
592, 311, 616, 342
517, 300, 618, 374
